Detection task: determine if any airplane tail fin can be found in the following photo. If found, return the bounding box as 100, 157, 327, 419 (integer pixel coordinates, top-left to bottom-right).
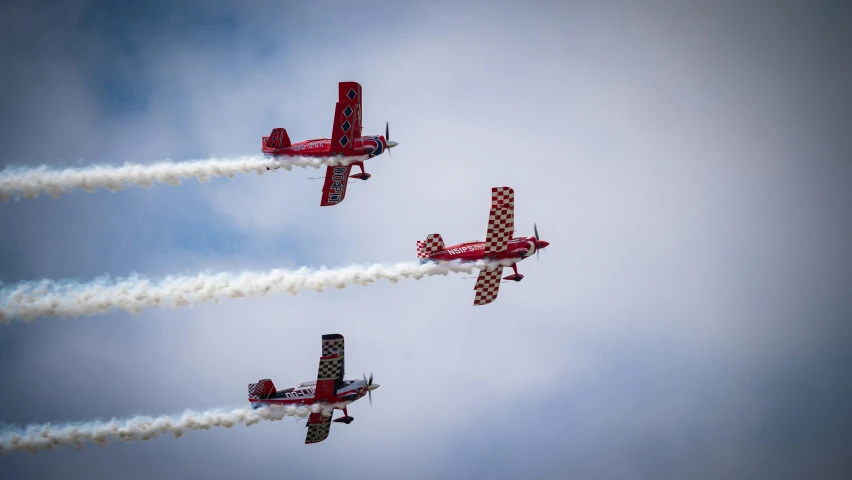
248, 378, 276, 400
262, 128, 292, 153
417, 234, 445, 263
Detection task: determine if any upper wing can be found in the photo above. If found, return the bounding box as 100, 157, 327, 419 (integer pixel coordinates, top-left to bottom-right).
320, 165, 352, 206
313, 334, 345, 402
304, 334, 344, 444
473, 266, 504, 306
329, 82, 362, 155
305, 411, 333, 444
484, 186, 515, 254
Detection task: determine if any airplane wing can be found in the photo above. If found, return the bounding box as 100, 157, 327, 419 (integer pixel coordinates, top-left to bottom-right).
484, 186, 515, 254
305, 411, 333, 444
320, 165, 352, 206
329, 82, 362, 155
474, 187, 514, 306
473, 265, 504, 306
303, 334, 344, 444
313, 334, 345, 402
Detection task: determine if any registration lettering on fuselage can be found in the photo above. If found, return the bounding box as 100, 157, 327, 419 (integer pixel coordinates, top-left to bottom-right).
293, 141, 325, 151
445, 244, 485, 256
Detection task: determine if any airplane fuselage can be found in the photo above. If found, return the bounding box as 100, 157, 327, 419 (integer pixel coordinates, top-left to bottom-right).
263, 135, 389, 159
248, 378, 371, 409
422, 236, 548, 264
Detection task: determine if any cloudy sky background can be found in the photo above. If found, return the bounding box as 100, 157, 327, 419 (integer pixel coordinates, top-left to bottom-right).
1, 0, 851, 478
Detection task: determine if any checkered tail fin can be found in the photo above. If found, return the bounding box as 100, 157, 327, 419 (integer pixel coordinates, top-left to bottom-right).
417, 234, 445, 263
248, 378, 276, 400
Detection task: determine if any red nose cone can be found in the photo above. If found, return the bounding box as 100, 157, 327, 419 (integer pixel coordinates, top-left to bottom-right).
537, 240, 550, 249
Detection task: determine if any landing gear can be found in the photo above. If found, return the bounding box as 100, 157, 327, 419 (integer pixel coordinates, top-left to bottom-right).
503, 263, 524, 282
333, 407, 355, 424
349, 162, 371, 181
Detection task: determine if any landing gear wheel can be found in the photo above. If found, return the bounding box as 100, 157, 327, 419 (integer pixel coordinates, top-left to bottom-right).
349, 173, 371, 181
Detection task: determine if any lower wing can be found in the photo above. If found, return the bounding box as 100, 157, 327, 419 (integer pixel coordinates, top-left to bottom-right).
473, 266, 504, 306
305, 411, 333, 444
320, 164, 353, 206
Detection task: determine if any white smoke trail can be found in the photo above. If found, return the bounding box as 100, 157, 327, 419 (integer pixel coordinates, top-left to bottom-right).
0, 403, 344, 455
0, 260, 515, 323
0, 154, 365, 201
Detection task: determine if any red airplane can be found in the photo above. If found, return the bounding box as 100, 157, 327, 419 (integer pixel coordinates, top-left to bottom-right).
416, 186, 550, 306
247, 333, 379, 444
261, 81, 398, 206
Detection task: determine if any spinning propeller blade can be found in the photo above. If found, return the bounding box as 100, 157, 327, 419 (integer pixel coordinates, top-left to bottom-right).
386, 122, 393, 157
363, 372, 375, 406
534, 223, 541, 261
384, 121, 398, 156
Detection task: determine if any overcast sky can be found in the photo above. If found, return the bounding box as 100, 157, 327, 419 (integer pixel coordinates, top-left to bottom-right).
1, 0, 851, 479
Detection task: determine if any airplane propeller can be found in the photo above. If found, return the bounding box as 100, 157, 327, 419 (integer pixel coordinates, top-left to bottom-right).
534, 223, 541, 262
385, 121, 398, 156
363, 372, 376, 406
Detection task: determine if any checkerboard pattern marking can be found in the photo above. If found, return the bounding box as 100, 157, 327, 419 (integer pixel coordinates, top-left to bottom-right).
485, 187, 515, 254
485, 207, 514, 254
248, 379, 274, 399
306, 415, 332, 444
420, 233, 445, 255
319, 335, 344, 381
491, 186, 515, 207
416, 240, 430, 259
474, 266, 504, 305
317, 357, 342, 381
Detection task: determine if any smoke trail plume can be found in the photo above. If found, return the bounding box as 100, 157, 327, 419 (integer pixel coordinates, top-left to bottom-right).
0, 155, 365, 201
0, 260, 515, 323
0, 403, 344, 455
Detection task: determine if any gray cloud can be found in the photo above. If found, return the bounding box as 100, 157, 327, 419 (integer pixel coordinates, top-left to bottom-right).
1, 0, 850, 479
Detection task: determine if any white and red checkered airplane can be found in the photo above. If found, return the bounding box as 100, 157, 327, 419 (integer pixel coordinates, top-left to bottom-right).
417, 186, 550, 306
261, 81, 398, 206
247, 333, 378, 444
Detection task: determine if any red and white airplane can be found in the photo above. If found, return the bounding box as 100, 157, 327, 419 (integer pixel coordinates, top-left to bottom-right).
416, 186, 550, 306
261, 81, 398, 206
247, 333, 379, 444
